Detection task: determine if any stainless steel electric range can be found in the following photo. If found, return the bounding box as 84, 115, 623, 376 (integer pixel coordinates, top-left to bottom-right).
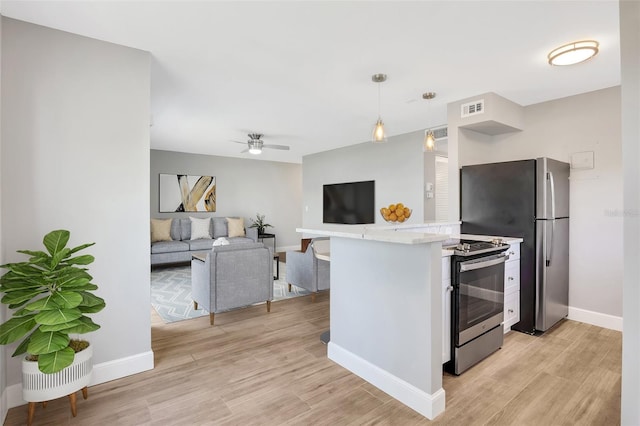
444, 239, 510, 375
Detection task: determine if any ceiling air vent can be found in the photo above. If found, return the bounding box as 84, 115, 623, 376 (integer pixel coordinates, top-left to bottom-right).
432, 127, 448, 140
461, 99, 485, 118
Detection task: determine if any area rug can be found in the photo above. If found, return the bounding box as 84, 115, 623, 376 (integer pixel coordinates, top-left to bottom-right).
150, 262, 310, 323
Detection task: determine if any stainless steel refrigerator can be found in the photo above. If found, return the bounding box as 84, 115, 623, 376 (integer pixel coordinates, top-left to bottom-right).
460, 158, 569, 334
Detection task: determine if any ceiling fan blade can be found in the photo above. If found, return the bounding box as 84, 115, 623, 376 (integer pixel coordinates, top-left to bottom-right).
231, 140, 247, 145
240, 148, 249, 153
263, 144, 290, 151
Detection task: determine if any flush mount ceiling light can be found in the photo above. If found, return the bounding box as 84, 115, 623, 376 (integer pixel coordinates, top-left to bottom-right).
372, 73, 388, 143
423, 92, 437, 151
548, 40, 599, 66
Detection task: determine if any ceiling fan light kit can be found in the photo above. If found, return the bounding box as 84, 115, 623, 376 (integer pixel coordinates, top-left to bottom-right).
372, 73, 388, 143
548, 40, 599, 66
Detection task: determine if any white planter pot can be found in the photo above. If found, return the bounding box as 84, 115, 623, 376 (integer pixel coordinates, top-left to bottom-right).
22, 344, 93, 402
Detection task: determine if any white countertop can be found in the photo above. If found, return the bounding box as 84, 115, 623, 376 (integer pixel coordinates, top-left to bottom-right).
296, 224, 450, 245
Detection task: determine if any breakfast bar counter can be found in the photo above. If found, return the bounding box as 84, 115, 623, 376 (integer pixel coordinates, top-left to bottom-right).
297, 225, 448, 419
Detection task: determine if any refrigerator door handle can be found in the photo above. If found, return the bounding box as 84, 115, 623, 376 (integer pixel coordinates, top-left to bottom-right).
548, 171, 556, 220
546, 171, 556, 267
547, 221, 554, 267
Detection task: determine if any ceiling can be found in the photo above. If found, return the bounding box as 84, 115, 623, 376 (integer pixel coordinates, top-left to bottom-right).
1, 1, 621, 163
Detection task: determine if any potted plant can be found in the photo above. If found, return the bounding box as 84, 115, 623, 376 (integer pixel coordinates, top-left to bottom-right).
0, 229, 105, 422
249, 213, 274, 235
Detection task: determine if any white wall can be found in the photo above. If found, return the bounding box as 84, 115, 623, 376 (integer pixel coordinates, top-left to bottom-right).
456, 87, 623, 321
1, 17, 152, 398
150, 150, 302, 250
302, 130, 425, 228
0, 11, 5, 424
620, 0, 640, 423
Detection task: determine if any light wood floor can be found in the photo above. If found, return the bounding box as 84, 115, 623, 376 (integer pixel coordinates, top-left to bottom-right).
5, 293, 621, 425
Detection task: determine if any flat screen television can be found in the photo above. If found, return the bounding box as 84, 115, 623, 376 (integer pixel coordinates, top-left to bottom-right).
323, 180, 375, 224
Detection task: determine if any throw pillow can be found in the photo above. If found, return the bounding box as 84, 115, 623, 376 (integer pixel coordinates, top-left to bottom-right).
190, 217, 211, 240
226, 217, 245, 238
151, 219, 173, 243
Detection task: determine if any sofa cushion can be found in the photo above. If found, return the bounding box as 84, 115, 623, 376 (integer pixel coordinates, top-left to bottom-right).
227, 217, 245, 238
170, 218, 181, 241
151, 219, 173, 243
187, 238, 216, 251
190, 217, 211, 240
212, 217, 228, 238
151, 240, 190, 254
180, 218, 191, 240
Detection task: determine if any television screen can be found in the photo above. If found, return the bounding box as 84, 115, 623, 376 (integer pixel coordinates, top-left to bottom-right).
323, 180, 375, 224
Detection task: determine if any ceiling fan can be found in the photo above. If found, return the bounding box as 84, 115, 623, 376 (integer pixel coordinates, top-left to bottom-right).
232, 133, 290, 155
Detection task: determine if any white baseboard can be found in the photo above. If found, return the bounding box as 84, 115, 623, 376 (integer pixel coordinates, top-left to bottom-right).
1, 385, 7, 426
6, 350, 154, 409
328, 342, 445, 420
568, 306, 623, 331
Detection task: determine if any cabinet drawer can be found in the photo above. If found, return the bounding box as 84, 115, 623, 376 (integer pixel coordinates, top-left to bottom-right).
442, 257, 451, 281
504, 260, 520, 295
504, 290, 520, 330
505, 243, 520, 261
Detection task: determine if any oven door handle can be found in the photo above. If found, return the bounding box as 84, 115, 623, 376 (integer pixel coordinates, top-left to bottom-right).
459, 254, 509, 272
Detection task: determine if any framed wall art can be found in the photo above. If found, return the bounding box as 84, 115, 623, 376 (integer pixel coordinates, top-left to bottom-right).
159, 174, 216, 212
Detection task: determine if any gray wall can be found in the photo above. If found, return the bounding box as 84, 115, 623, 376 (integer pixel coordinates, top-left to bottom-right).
621, 0, 640, 423
457, 87, 623, 319
150, 150, 302, 250
1, 18, 151, 388
302, 130, 425, 228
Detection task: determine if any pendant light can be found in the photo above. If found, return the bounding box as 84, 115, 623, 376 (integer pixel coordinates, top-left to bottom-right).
372, 73, 387, 143
423, 92, 436, 151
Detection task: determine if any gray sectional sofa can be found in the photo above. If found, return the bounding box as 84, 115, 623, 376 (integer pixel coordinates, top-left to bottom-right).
151, 217, 258, 266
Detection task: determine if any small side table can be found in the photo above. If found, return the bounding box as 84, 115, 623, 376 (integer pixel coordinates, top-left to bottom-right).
258, 233, 276, 254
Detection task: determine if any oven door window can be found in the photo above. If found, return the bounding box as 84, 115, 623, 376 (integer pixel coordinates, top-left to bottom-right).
456, 255, 505, 346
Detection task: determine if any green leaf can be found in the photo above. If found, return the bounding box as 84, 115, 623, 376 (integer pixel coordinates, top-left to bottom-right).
43, 230, 70, 257
51, 291, 83, 309
39, 319, 83, 332
78, 291, 105, 308
0, 315, 37, 344
51, 247, 71, 269
2, 263, 45, 277
63, 316, 100, 334
79, 301, 105, 314
37, 346, 75, 374
24, 296, 60, 311
27, 329, 70, 355
64, 254, 95, 266
68, 242, 95, 255
0, 278, 44, 291
12, 331, 35, 357
34, 308, 82, 325
1, 289, 46, 306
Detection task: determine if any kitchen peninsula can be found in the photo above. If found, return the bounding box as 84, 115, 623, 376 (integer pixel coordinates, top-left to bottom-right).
296, 225, 448, 419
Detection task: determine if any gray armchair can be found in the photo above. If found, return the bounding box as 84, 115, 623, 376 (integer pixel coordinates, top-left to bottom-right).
191, 242, 273, 325
286, 237, 330, 302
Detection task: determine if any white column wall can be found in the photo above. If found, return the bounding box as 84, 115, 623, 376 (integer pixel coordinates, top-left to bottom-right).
1, 18, 152, 398
0, 11, 5, 424
620, 0, 640, 423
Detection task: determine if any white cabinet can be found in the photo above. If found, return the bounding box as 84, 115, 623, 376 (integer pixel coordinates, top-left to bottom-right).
503, 242, 521, 332
442, 256, 452, 364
